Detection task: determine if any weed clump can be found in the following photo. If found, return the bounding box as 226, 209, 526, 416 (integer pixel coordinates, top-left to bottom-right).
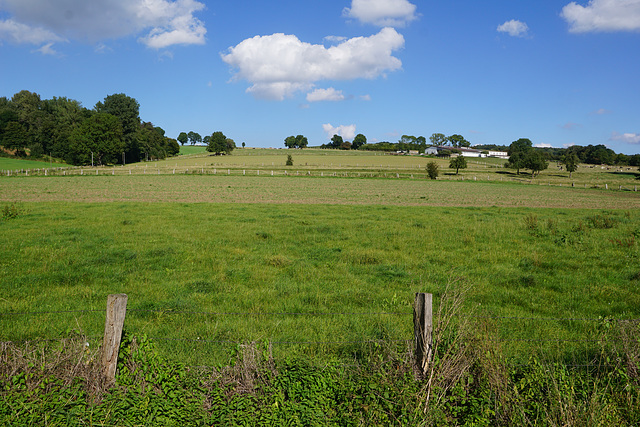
2, 202, 25, 220
587, 213, 617, 229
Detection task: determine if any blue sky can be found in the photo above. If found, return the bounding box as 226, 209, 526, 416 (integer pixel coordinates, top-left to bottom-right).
1, 0, 639, 154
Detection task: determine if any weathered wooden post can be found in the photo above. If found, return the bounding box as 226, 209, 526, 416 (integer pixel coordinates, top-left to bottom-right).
101, 294, 128, 383
413, 293, 433, 379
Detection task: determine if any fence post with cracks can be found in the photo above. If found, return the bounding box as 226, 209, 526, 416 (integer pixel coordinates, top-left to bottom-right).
413, 292, 433, 379
101, 294, 128, 384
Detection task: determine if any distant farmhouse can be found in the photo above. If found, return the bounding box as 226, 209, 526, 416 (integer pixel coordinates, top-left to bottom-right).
423, 146, 508, 159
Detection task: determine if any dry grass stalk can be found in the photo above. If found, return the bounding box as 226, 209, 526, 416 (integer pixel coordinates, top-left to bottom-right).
0, 336, 107, 401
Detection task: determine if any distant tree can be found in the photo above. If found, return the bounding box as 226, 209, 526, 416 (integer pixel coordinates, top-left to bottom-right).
207, 131, 227, 155
95, 93, 140, 161
438, 149, 452, 158
68, 112, 124, 166
340, 141, 352, 150
177, 132, 188, 145
2, 121, 28, 156
295, 134, 308, 148
187, 131, 202, 145
426, 161, 439, 179
562, 151, 579, 178
166, 138, 180, 156
284, 135, 296, 148
447, 134, 470, 148
449, 155, 467, 174
507, 138, 533, 156
203, 135, 211, 146
286, 154, 293, 166
430, 133, 447, 146
352, 133, 367, 150
225, 138, 236, 154
285, 135, 308, 149
242, 142, 246, 149
524, 150, 548, 178
506, 138, 533, 174
330, 134, 343, 149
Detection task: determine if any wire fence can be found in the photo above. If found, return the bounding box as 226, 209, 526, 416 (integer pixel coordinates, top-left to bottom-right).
1, 164, 638, 193
2, 303, 639, 369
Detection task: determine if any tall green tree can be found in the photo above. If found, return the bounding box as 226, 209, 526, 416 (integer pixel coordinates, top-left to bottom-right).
449, 155, 468, 174
187, 131, 202, 145
284, 135, 296, 148
207, 131, 228, 155
295, 134, 308, 148
352, 133, 367, 150
68, 113, 124, 165
429, 133, 447, 146
506, 138, 533, 175
95, 94, 140, 162
523, 150, 548, 178
447, 134, 470, 148
177, 132, 188, 146
561, 152, 579, 178
330, 134, 343, 148
2, 121, 28, 156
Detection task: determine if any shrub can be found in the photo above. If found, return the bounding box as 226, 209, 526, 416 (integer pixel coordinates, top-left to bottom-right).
2, 202, 24, 220
426, 161, 439, 180
286, 154, 293, 166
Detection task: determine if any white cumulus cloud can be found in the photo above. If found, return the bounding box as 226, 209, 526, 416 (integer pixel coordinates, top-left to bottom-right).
561, 0, 640, 33
221, 27, 404, 101
343, 0, 418, 27
323, 123, 357, 141
610, 132, 640, 144
307, 88, 345, 102
0, 0, 206, 51
534, 143, 553, 148
497, 19, 530, 37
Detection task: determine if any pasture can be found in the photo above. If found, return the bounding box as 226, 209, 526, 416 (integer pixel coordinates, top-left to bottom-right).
2, 158, 639, 365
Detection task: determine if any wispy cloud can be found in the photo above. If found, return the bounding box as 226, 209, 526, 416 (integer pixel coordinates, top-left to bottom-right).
610, 131, 640, 144
307, 88, 345, 102
561, 122, 581, 130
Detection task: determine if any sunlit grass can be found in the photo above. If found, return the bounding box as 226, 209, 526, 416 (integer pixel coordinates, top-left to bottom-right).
1, 202, 638, 365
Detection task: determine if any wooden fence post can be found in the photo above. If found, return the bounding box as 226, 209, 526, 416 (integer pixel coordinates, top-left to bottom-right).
101, 294, 128, 383
413, 293, 433, 379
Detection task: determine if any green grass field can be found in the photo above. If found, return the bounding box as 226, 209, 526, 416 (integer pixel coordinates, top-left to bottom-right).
2, 150, 640, 425
0, 157, 69, 170
178, 145, 208, 155
2, 196, 639, 365
1, 150, 640, 366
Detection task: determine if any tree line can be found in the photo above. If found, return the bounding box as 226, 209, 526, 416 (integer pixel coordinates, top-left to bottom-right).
308, 130, 639, 167
0, 90, 180, 166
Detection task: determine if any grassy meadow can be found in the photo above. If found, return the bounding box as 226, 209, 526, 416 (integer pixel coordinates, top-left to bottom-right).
0, 157, 69, 171
3, 149, 640, 425
1, 149, 640, 366
1, 197, 639, 365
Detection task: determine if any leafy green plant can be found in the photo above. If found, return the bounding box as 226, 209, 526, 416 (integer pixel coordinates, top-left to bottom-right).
2, 202, 24, 220
587, 213, 617, 229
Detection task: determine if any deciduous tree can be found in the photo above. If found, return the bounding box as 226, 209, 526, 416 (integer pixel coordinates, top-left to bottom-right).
449, 155, 467, 174
562, 152, 579, 178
